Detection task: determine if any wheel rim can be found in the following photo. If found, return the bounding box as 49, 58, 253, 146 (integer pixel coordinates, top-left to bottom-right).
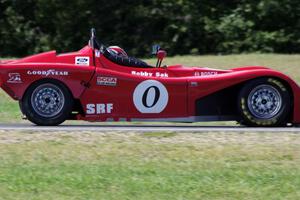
247, 84, 282, 119
31, 83, 65, 118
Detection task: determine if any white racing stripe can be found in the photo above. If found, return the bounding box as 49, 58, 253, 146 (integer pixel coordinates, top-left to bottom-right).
0, 124, 299, 132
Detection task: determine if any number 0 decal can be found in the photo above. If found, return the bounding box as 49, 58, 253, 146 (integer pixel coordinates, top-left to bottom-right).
133, 80, 169, 113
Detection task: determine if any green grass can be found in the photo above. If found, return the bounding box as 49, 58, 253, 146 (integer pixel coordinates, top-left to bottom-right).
0, 54, 299, 123
142, 131, 178, 138
0, 91, 22, 123
0, 131, 299, 199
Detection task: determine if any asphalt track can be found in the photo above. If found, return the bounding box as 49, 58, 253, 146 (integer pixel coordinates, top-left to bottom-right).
0, 124, 300, 132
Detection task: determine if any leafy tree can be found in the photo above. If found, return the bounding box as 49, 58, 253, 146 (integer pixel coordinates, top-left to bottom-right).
0, 0, 299, 57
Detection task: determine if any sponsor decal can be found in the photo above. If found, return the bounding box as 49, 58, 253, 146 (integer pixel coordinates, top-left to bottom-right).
86, 103, 113, 114
7, 73, 22, 83
133, 80, 168, 113
75, 56, 90, 66
194, 71, 218, 76
27, 69, 69, 76
131, 71, 168, 78
97, 76, 117, 86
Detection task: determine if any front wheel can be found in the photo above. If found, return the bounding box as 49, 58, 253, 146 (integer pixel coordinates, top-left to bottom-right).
21, 80, 73, 126
238, 78, 291, 127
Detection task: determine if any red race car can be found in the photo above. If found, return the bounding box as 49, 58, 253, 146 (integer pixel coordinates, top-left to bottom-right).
0, 29, 299, 126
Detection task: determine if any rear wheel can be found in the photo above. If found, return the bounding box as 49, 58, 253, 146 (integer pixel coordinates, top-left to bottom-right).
238, 78, 291, 127
21, 80, 73, 126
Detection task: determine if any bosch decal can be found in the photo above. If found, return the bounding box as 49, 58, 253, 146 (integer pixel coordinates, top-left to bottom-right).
75, 56, 90, 66
97, 76, 117, 86
133, 80, 169, 113
27, 70, 69, 76
7, 73, 22, 83
194, 71, 218, 76
86, 103, 113, 114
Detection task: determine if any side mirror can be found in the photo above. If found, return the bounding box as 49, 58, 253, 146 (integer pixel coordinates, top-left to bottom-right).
157, 50, 167, 60
156, 50, 167, 68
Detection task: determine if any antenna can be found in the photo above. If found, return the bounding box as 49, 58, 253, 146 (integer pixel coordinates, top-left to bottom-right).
91, 28, 96, 38
90, 28, 96, 49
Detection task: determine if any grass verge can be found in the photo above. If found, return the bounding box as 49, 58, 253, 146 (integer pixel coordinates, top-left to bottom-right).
0, 131, 299, 199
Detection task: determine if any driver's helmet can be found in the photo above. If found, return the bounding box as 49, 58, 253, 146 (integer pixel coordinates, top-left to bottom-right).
107, 46, 128, 57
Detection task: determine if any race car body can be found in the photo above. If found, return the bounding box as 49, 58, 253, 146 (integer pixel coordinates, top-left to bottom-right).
0, 29, 299, 126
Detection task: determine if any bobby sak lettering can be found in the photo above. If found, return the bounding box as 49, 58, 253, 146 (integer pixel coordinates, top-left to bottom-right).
131, 71, 168, 77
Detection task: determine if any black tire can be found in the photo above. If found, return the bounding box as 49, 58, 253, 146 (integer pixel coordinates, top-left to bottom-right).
237, 77, 291, 127
21, 79, 73, 126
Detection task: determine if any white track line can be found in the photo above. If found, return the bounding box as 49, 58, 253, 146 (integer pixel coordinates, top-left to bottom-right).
0, 124, 299, 132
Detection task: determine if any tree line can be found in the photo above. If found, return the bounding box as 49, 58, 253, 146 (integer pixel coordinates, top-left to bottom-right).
0, 0, 299, 57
